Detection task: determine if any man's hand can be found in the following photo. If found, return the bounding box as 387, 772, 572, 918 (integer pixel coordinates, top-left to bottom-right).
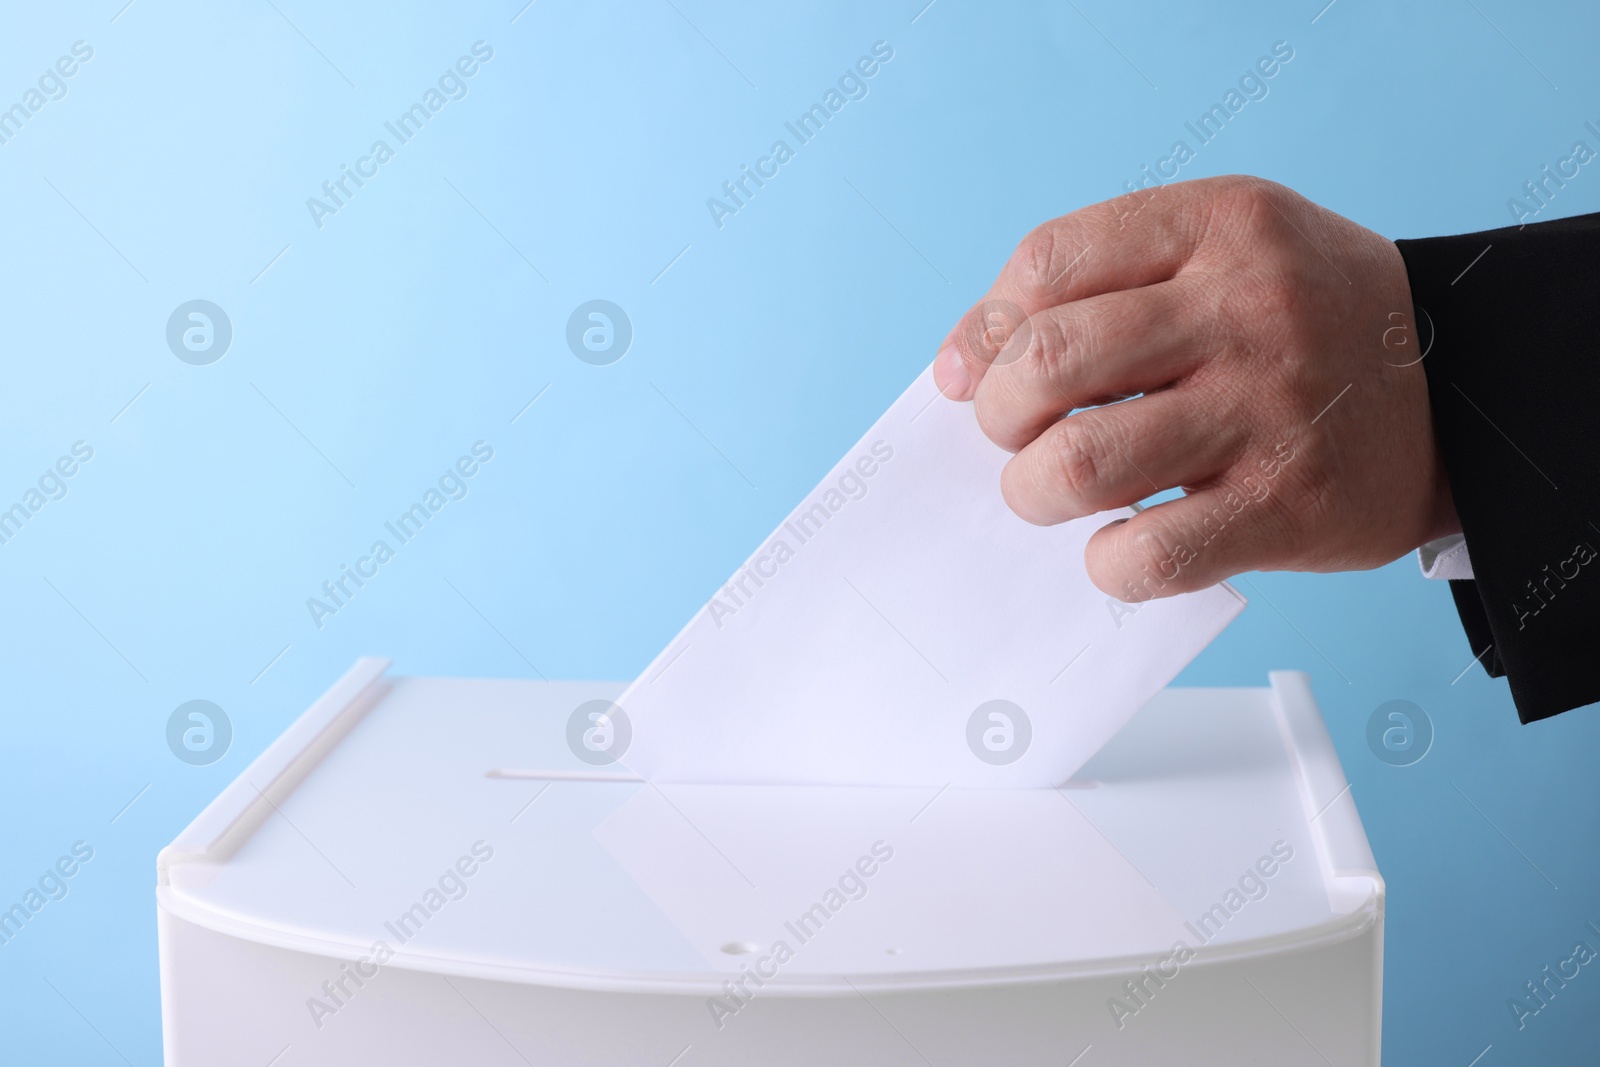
934, 175, 1459, 602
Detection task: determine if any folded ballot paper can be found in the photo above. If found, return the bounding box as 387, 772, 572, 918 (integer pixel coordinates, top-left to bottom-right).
613, 366, 1244, 788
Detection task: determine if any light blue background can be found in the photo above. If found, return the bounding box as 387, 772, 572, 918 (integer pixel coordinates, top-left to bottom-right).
2, 0, 1597, 1062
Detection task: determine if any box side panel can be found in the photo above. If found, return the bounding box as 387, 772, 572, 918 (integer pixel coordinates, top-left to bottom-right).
159, 904, 1379, 1066
157, 901, 708, 1067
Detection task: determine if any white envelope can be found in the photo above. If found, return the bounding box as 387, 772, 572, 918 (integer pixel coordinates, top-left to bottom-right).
613, 367, 1244, 787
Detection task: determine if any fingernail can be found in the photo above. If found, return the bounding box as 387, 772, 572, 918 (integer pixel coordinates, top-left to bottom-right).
934, 344, 972, 400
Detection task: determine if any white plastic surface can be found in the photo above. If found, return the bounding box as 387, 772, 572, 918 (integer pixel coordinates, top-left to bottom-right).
158, 657, 391, 885
158, 666, 1383, 1066
158, 668, 1380, 993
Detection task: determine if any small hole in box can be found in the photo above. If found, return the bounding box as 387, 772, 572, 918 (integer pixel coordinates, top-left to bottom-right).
720, 941, 760, 956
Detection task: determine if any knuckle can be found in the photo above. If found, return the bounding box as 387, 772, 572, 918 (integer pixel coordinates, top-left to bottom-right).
1014, 224, 1061, 289
1206, 175, 1296, 249
1021, 312, 1087, 396
1000, 420, 1117, 525
1216, 174, 1280, 215
954, 308, 1001, 370
1212, 258, 1311, 352
960, 301, 1030, 369
1014, 218, 1085, 294
1046, 421, 1111, 505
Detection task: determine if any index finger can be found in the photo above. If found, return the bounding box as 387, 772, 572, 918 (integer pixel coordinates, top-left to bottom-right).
933, 180, 1216, 401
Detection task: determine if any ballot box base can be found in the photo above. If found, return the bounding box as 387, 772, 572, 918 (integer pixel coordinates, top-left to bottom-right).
157, 660, 1384, 1066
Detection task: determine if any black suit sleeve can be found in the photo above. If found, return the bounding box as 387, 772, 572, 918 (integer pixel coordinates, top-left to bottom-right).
1395, 211, 1600, 724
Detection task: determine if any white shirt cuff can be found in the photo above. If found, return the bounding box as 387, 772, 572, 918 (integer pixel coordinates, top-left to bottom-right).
1418, 534, 1473, 580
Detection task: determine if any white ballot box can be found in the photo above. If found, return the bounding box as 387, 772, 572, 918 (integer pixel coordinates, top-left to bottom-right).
157, 659, 1383, 1066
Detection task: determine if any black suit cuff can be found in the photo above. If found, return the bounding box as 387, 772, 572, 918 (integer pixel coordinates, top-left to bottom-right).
1396, 212, 1600, 723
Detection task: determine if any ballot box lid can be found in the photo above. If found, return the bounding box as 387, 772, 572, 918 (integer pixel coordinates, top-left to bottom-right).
157, 660, 1382, 995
